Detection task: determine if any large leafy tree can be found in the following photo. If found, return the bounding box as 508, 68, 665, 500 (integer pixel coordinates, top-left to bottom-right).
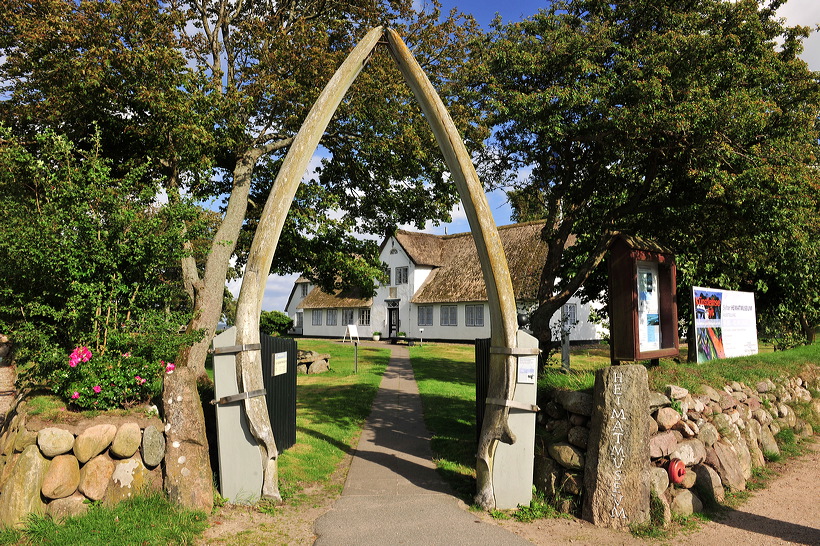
1, 0, 483, 509
475, 0, 820, 351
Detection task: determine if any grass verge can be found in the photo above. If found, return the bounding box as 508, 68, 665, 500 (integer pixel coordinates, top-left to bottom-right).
0, 492, 207, 545
409, 342, 478, 499
277, 339, 389, 497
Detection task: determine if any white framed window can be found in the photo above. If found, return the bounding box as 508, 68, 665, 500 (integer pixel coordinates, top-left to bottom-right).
358, 308, 371, 326
385, 268, 391, 286
396, 266, 408, 285
466, 304, 484, 327
312, 309, 322, 326
300, 283, 309, 297
440, 305, 457, 326
418, 306, 433, 326
326, 309, 337, 326
295, 312, 303, 328
343, 308, 355, 325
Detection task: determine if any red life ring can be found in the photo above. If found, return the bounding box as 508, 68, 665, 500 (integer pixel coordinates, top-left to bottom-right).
668, 458, 686, 484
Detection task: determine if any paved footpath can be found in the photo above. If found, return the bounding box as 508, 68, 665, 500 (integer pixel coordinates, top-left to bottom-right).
313, 343, 531, 545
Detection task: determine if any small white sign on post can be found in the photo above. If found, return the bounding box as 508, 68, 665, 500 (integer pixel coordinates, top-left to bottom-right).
273, 352, 287, 377
517, 355, 537, 384
342, 324, 359, 343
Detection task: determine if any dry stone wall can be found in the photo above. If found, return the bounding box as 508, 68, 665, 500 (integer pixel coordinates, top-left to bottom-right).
535, 371, 819, 523
0, 408, 166, 528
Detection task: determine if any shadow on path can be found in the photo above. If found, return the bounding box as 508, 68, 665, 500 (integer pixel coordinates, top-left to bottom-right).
313, 344, 531, 545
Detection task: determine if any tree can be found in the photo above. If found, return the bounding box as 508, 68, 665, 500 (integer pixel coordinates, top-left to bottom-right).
1, 0, 485, 509
475, 0, 820, 351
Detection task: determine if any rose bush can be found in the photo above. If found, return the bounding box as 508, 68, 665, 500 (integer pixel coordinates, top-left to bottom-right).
51, 346, 168, 410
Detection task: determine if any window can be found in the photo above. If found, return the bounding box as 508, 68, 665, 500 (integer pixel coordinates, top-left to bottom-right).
295, 312, 303, 328
385, 268, 391, 286
358, 308, 371, 326
326, 309, 337, 326
343, 308, 355, 326
396, 266, 408, 285
418, 306, 433, 326
466, 304, 484, 327
562, 303, 577, 327
312, 309, 322, 326
440, 305, 457, 326
300, 283, 309, 297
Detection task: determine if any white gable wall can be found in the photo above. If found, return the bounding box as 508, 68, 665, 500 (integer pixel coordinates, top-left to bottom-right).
285, 280, 310, 335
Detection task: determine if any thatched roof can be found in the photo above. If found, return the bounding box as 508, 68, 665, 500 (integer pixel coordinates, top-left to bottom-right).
390, 231, 445, 266
296, 285, 372, 309
410, 221, 548, 304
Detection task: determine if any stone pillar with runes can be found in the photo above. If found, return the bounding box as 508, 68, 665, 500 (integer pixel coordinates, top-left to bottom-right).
582, 365, 651, 528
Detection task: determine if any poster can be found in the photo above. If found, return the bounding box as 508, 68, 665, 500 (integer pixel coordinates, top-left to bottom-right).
637, 262, 660, 352
517, 355, 537, 384
693, 287, 757, 363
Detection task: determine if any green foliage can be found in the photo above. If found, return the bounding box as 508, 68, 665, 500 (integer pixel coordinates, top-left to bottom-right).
0, 128, 198, 404
259, 310, 294, 337
18, 492, 207, 545
473, 0, 820, 347
512, 494, 563, 523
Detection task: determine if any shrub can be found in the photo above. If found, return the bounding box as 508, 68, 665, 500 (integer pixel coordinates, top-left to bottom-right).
49, 346, 169, 410
260, 310, 293, 337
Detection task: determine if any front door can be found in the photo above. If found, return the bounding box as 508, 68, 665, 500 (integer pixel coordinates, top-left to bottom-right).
388, 307, 399, 338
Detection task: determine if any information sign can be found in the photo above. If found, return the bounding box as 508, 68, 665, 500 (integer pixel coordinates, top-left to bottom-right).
692, 287, 757, 363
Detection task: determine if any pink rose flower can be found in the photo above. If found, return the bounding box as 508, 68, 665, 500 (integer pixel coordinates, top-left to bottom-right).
135, 375, 146, 385
165, 362, 175, 374
69, 346, 92, 366
92, 385, 101, 394
71, 392, 80, 399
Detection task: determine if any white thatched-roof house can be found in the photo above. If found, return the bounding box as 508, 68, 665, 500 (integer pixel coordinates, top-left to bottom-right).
284, 221, 606, 343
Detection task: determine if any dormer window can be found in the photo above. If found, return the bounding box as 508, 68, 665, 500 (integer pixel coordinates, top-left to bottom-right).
396, 266, 408, 285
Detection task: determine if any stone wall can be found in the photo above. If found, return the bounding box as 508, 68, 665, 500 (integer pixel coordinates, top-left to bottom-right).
0, 407, 167, 528
535, 371, 820, 523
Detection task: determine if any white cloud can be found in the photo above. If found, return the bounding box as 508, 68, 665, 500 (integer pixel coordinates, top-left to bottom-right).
777, 0, 820, 71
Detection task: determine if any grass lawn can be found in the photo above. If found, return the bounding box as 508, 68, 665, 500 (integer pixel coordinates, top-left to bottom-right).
0, 493, 208, 545
409, 342, 478, 499
277, 338, 389, 497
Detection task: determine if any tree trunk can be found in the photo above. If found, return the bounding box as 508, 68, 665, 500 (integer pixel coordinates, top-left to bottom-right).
162, 151, 259, 510
162, 366, 213, 512
530, 300, 561, 362
799, 313, 815, 345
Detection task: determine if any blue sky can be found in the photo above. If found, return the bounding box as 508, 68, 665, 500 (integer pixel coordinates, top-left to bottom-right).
238, 0, 820, 312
